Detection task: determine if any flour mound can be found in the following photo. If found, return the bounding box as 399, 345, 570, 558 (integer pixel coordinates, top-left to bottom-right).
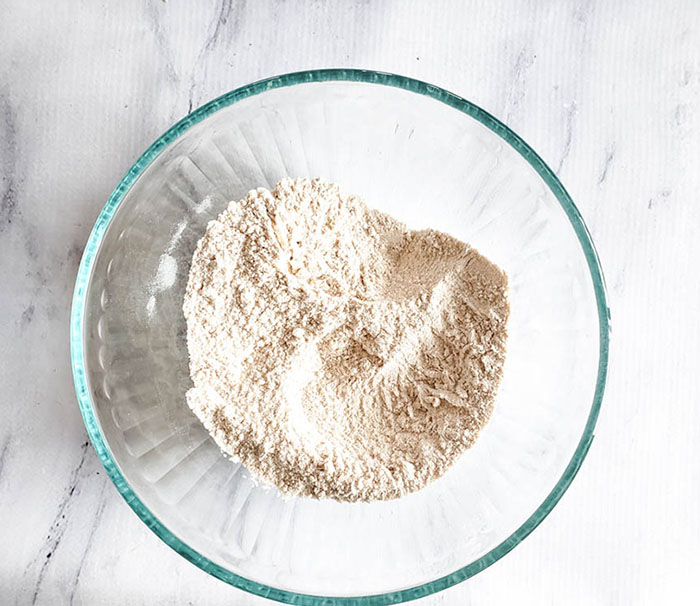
184, 178, 509, 502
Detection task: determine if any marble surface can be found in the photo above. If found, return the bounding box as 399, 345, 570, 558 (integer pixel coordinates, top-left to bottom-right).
2, 1, 699, 604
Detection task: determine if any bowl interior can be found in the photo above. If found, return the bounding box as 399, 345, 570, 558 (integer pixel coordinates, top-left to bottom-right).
78, 78, 602, 597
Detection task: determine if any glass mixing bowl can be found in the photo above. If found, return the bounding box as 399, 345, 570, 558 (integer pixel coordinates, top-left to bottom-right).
71, 69, 609, 604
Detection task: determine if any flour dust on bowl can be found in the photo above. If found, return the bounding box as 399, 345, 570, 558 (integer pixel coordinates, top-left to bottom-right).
71, 70, 609, 604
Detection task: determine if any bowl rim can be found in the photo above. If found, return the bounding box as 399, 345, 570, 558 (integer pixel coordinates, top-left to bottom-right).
70, 68, 610, 605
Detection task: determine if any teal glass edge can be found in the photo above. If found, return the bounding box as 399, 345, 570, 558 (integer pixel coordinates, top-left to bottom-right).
70, 68, 610, 605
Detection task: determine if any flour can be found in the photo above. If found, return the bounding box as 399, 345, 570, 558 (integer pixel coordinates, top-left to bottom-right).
154, 254, 177, 291
147, 220, 188, 319
183, 178, 509, 502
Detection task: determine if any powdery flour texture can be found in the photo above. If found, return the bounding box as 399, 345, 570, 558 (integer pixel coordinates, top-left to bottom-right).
184, 178, 509, 502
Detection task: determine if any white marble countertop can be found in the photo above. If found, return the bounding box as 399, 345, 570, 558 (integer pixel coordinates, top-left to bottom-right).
2, 1, 699, 604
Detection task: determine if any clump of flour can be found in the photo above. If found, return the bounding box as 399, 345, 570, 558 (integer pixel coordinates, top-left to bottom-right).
184, 178, 509, 502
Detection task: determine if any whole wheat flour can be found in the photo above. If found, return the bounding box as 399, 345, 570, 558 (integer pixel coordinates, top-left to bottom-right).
184, 178, 509, 502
